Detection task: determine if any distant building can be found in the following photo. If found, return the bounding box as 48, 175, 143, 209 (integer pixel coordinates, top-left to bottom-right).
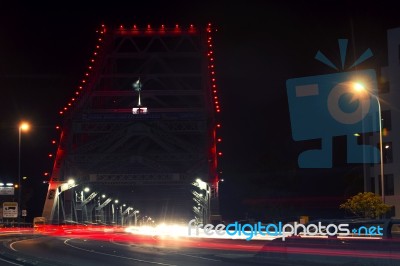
364, 27, 400, 218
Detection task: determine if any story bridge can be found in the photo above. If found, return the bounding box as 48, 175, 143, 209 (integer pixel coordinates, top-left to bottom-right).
41, 23, 222, 225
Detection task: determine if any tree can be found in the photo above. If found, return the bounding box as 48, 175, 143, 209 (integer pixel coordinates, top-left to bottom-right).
340, 192, 391, 219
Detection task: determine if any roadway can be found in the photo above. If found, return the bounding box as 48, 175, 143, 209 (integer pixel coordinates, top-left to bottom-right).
0, 227, 399, 265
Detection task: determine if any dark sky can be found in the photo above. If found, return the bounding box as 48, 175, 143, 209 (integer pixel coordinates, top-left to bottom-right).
1, 1, 400, 221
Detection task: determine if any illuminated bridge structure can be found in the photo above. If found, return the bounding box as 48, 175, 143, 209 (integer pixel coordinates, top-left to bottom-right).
42, 23, 222, 225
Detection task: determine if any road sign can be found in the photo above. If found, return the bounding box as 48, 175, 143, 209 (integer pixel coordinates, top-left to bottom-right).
3, 202, 18, 218
0, 187, 14, 195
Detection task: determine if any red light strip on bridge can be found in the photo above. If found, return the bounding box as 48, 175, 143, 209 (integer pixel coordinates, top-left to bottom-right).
206, 23, 220, 115
46, 24, 107, 179
206, 23, 223, 186
118, 24, 197, 34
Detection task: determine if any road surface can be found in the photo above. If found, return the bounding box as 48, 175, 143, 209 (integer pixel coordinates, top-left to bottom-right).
0, 227, 399, 265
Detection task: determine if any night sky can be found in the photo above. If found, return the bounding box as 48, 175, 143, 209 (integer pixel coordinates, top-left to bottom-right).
1, 1, 400, 222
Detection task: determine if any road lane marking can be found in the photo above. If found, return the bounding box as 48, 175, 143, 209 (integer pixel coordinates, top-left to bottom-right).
9, 238, 34, 252
0, 257, 24, 266
64, 239, 177, 266
110, 236, 221, 262
172, 252, 220, 262
110, 237, 221, 261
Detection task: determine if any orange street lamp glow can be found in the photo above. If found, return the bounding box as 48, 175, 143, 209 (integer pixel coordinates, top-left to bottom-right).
20, 122, 30, 131
353, 82, 365, 92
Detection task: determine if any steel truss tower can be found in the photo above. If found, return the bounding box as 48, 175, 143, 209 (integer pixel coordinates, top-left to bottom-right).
42, 23, 222, 224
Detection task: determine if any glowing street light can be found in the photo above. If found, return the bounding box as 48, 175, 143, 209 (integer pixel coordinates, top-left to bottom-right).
20, 122, 30, 132
195, 178, 208, 191
18, 121, 30, 225
353, 82, 384, 203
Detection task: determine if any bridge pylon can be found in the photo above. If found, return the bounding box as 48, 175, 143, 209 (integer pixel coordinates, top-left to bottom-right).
42, 23, 222, 224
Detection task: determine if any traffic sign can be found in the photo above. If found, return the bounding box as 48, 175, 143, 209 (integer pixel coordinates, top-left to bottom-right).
0, 187, 14, 195
3, 202, 18, 218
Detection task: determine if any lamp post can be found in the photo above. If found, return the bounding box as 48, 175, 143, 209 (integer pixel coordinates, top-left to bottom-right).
374, 95, 384, 204
18, 122, 30, 226
113, 199, 119, 224
133, 210, 139, 226
353, 83, 384, 203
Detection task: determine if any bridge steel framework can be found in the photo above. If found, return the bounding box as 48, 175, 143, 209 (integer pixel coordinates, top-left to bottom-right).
42, 23, 222, 224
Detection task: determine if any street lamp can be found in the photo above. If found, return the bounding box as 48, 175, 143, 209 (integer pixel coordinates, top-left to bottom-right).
353, 82, 384, 203
133, 210, 139, 226
18, 122, 30, 225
